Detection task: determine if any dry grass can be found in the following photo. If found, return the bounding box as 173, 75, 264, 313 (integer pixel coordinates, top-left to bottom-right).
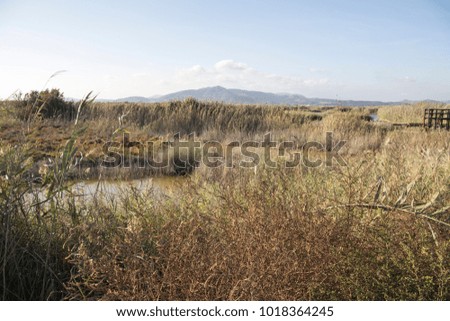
0, 95, 449, 300
378, 102, 449, 124
81, 98, 323, 137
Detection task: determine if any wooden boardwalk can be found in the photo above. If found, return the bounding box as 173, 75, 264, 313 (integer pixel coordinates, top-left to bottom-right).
423, 109, 450, 130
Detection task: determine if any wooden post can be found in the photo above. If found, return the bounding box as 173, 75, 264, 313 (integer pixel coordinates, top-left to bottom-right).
423, 109, 450, 130
446, 110, 450, 130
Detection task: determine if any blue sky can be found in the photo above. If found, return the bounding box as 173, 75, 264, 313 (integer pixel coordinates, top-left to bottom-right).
0, 0, 449, 100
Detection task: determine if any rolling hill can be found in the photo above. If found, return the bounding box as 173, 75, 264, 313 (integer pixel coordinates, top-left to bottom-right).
115, 86, 392, 106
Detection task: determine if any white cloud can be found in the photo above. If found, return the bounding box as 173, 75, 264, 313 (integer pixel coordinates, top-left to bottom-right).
12, 60, 333, 100
168, 59, 330, 95
398, 76, 417, 83
214, 60, 251, 71
185, 65, 207, 74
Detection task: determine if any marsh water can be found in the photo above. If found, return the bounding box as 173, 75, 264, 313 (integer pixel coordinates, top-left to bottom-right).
70, 176, 186, 200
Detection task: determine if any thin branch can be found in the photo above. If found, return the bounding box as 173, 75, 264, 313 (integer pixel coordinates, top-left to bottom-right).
324, 203, 450, 227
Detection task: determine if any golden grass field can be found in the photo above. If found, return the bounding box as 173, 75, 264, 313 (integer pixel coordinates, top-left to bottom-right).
0, 90, 449, 300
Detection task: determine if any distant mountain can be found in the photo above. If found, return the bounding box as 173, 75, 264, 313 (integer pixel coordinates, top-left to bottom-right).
115, 96, 152, 103
156, 86, 311, 105
113, 86, 396, 106
400, 99, 448, 104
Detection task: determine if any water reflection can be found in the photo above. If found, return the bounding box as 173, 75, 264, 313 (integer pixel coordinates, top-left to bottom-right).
71, 176, 184, 200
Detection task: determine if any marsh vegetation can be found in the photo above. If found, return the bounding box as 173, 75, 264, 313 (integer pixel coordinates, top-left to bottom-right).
0, 91, 449, 300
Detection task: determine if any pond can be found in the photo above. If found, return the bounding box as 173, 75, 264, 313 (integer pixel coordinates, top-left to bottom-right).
70, 176, 185, 200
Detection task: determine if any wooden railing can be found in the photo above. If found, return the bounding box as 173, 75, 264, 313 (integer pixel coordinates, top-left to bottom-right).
423, 109, 450, 130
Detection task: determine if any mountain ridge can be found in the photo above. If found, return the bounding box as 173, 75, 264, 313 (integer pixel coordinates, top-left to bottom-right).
110, 86, 443, 106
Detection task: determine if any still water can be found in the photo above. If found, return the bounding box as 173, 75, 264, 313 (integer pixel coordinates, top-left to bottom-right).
70, 176, 185, 200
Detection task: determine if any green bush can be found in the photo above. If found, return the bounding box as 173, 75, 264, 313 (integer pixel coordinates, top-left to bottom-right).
16, 89, 76, 121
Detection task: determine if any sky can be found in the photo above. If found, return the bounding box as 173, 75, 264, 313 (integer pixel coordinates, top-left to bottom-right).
0, 0, 449, 101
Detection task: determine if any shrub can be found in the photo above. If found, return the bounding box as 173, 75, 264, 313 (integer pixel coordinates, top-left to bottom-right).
16, 89, 76, 121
